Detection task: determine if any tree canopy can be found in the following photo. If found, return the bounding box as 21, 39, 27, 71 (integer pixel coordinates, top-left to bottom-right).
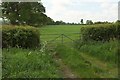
86, 20, 93, 25
2, 2, 53, 27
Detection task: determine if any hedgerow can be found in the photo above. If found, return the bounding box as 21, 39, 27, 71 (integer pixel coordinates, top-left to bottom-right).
2, 25, 40, 48
80, 24, 120, 41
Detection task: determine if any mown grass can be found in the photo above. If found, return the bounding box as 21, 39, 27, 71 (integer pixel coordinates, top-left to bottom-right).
2, 48, 61, 78
40, 25, 83, 34
40, 25, 82, 43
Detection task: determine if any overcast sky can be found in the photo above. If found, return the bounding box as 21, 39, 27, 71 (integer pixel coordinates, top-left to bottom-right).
42, 0, 119, 23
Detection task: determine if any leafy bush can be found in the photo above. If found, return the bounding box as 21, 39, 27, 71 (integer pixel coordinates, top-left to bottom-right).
2, 25, 40, 48
81, 24, 120, 41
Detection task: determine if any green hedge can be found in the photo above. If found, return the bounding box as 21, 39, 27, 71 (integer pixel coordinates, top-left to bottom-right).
2, 25, 40, 48
81, 24, 120, 41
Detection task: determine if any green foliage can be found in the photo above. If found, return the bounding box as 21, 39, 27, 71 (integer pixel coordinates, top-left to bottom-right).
2, 25, 40, 48
2, 25, 119, 78
55, 44, 118, 78
86, 20, 93, 25
94, 21, 112, 24
1, 2, 52, 27
55, 44, 98, 78
2, 48, 61, 78
76, 40, 118, 64
81, 24, 119, 41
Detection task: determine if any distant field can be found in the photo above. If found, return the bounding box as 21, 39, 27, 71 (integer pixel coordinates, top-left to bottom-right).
40, 25, 83, 34
39, 25, 84, 44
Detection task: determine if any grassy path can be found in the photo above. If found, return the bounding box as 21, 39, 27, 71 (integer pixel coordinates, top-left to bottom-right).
54, 44, 118, 78
51, 51, 77, 78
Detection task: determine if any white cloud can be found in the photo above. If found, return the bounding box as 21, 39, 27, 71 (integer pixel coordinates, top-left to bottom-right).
42, 0, 119, 23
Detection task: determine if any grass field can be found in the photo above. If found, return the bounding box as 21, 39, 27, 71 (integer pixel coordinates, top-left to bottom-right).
40, 25, 83, 34
2, 25, 119, 78
40, 25, 83, 44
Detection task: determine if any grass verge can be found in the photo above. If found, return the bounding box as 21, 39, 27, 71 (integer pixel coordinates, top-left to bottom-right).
2, 48, 61, 78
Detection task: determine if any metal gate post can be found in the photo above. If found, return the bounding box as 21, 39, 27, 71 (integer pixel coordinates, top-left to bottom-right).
61, 34, 63, 44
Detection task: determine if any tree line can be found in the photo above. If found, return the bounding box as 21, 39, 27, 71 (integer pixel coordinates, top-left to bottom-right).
1, 1, 116, 27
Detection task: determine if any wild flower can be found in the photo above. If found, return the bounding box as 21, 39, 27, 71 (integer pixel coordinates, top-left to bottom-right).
28, 52, 31, 55
40, 41, 47, 53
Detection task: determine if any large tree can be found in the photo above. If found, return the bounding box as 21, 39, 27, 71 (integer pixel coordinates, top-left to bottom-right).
2, 1, 48, 27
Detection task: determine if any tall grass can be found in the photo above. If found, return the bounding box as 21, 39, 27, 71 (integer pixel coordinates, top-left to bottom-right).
55, 44, 118, 78
55, 44, 97, 78
2, 48, 61, 78
76, 40, 118, 66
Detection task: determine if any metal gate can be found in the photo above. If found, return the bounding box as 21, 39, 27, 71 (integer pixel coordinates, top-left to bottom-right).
40, 32, 80, 47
